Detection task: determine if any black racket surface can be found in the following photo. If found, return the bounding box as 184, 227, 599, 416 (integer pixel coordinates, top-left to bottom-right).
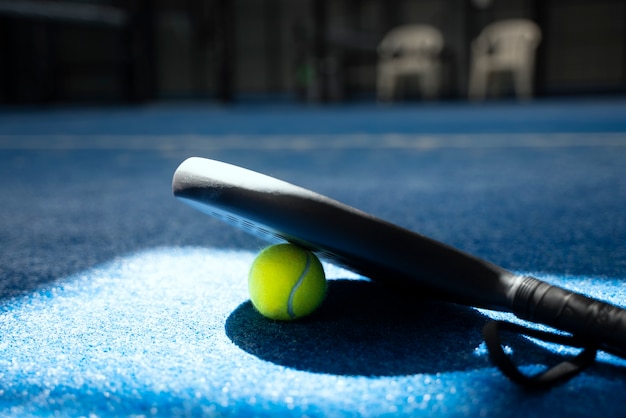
172, 157, 517, 310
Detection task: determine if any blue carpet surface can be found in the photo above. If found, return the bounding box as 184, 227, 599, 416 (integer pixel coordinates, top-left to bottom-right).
0, 99, 625, 416
2, 98, 626, 135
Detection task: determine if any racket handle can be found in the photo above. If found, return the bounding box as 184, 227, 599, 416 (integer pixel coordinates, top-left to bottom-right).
511, 276, 626, 355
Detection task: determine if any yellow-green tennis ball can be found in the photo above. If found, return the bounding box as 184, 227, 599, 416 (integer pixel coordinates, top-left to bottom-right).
248, 243, 326, 321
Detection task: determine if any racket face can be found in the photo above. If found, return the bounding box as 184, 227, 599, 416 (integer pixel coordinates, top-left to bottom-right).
172, 157, 512, 309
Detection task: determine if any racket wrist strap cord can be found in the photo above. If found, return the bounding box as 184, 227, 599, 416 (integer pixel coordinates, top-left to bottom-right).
482, 320, 598, 388
483, 276, 626, 388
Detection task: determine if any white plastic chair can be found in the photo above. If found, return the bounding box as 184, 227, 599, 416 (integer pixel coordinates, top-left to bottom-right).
468, 19, 541, 100
377, 25, 444, 101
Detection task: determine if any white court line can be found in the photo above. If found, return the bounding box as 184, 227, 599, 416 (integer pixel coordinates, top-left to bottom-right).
1, 133, 626, 151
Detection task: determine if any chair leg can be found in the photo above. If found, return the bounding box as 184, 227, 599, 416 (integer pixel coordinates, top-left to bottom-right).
514, 68, 533, 100
421, 69, 439, 100
377, 70, 396, 102
468, 65, 488, 101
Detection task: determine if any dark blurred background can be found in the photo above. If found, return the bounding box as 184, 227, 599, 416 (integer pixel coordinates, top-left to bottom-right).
0, 0, 624, 105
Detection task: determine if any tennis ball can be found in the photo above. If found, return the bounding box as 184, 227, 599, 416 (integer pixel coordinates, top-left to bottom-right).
248, 243, 326, 321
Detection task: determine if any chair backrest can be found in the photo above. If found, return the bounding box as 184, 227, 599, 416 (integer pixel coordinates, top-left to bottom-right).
474, 19, 541, 62
378, 25, 444, 58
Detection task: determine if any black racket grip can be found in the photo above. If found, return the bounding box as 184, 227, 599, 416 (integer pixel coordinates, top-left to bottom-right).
511, 276, 626, 356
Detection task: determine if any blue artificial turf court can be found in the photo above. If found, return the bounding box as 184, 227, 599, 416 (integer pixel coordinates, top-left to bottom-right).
1, 98, 626, 416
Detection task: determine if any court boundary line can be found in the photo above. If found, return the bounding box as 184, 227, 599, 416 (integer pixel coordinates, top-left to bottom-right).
1, 132, 626, 151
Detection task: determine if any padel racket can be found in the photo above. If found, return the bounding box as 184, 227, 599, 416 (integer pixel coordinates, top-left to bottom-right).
173, 157, 626, 382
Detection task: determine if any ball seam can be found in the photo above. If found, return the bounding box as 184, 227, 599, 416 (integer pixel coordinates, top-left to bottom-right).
287, 251, 312, 319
